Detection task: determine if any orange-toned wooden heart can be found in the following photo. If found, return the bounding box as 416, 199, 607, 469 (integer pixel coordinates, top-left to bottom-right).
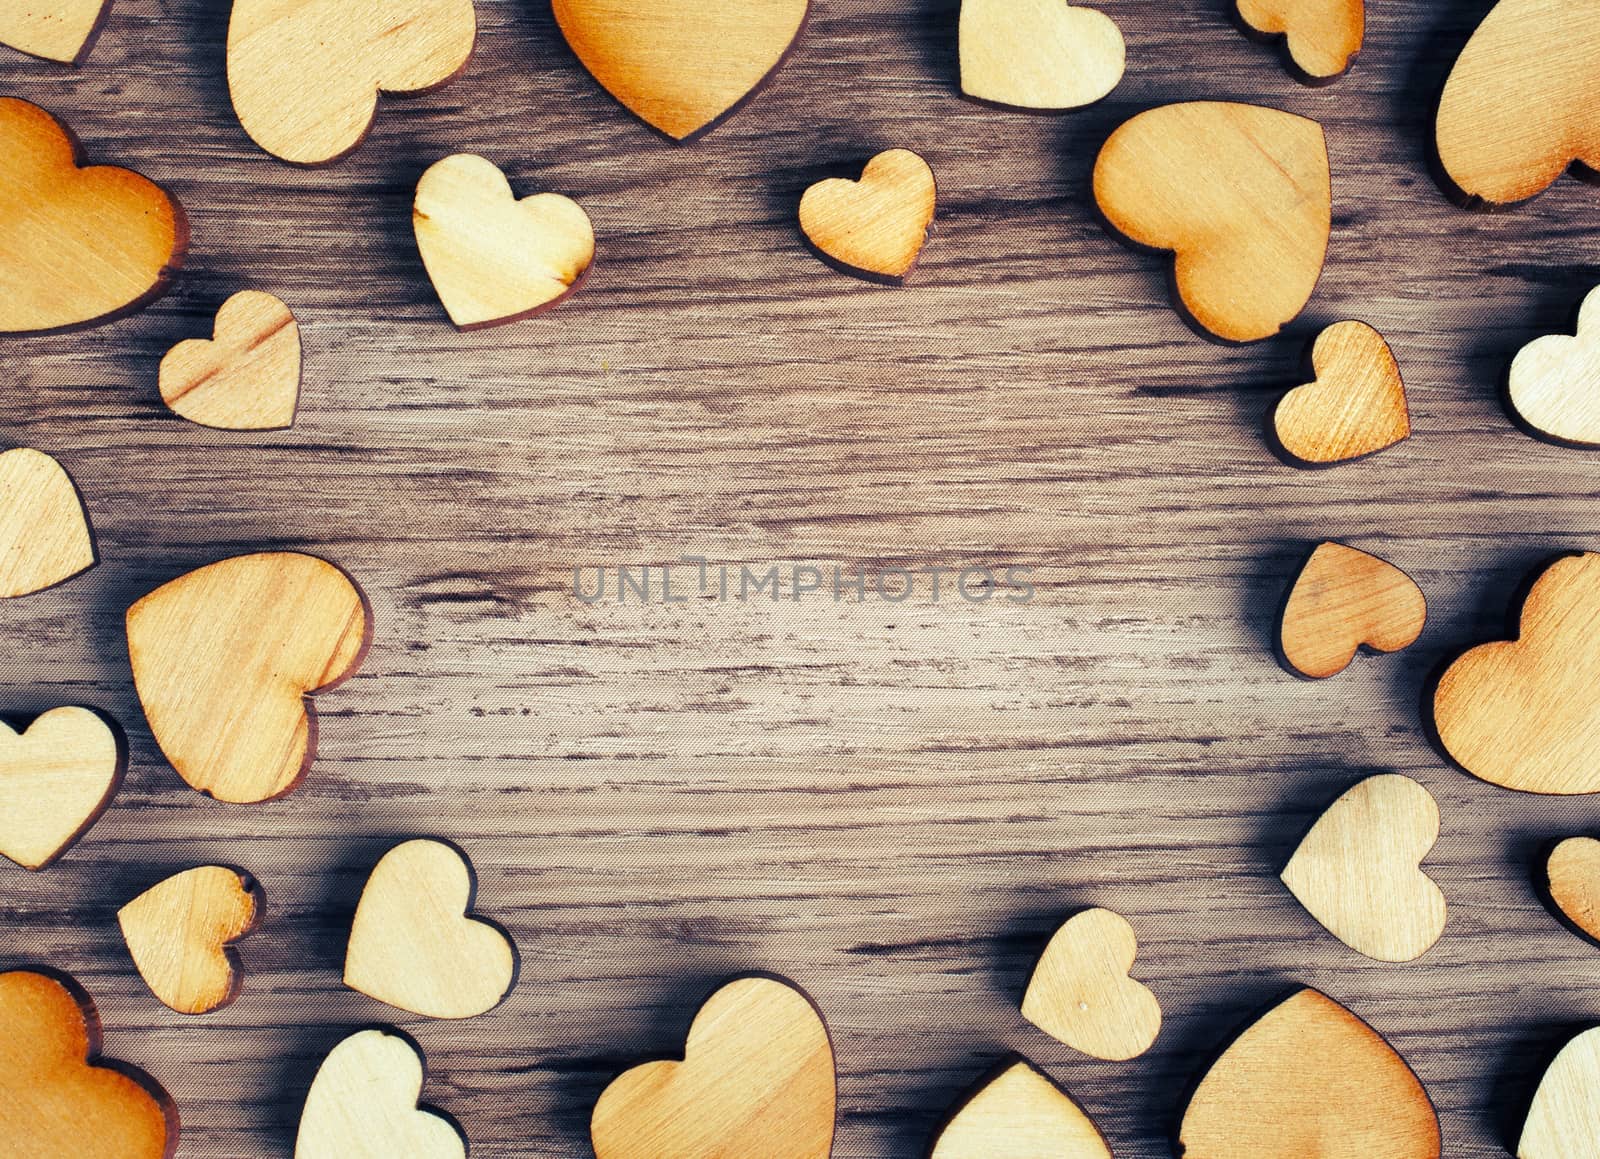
1236, 0, 1364, 82
1436, 0, 1600, 206
1021, 908, 1161, 1061
1278, 543, 1426, 679
0, 0, 113, 63
1432, 552, 1600, 794
930, 1059, 1110, 1159
1546, 837, 1600, 943
551, 0, 809, 142
0, 707, 122, 871
0, 98, 184, 334
1274, 321, 1409, 466
119, 866, 262, 1015
1093, 101, 1330, 343
798, 150, 936, 284
126, 552, 371, 804
159, 292, 300, 430
0, 447, 96, 599
0, 969, 176, 1159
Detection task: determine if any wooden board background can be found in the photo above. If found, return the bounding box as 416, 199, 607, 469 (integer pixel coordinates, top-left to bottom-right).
5, 1, 1600, 1155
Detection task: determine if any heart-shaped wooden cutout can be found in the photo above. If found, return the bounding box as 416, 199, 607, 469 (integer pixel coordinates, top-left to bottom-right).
1, 98, 185, 334
1236, 0, 1364, 82
1436, 0, 1600, 206
930, 1058, 1110, 1159
0, 707, 122, 871
798, 149, 936, 284
0, 969, 176, 1159
958, 0, 1125, 110
1433, 552, 1600, 794
0, 0, 113, 64
159, 291, 301, 431
1509, 286, 1600, 447
1277, 543, 1426, 679
1274, 321, 1410, 466
1093, 101, 1331, 343
296, 1029, 465, 1159
1021, 908, 1161, 1061
591, 975, 835, 1159
118, 866, 262, 1015
1281, 774, 1447, 962
1519, 1027, 1600, 1158
414, 154, 595, 330
344, 839, 515, 1019
0, 447, 96, 599
552, 0, 809, 142
126, 552, 371, 804
1180, 988, 1440, 1159
1546, 837, 1600, 943
227, 0, 476, 165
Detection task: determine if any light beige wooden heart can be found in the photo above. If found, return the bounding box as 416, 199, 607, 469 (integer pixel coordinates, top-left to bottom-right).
1021, 908, 1161, 1060
344, 839, 515, 1019
1520, 1027, 1600, 1159
227, 0, 477, 165
414, 154, 595, 330
551, 0, 810, 141
1236, 0, 1364, 81
591, 975, 835, 1159
0, 0, 113, 64
0, 707, 121, 871
1546, 837, 1600, 943
798, 150, 936, 284
159, 291, 300, 431
118, 866, 261, 1015
1274, 321, 1410, 466
0, 447, 95, 599
1277, 543, 1426, 679
930, 1059, 1110, 1159
1510, 286, 1600, 446
296, 1029, 465, 1159
959, 0, 1125, 110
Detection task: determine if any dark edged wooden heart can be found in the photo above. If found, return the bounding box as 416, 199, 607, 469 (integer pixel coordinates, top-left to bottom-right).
1277, 542, 1426, 679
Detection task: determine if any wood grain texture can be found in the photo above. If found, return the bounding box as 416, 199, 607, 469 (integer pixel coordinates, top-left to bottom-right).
1277, 542, 1426, 678
1518, 1027, 1600, 1159
798, 149, 936, 283
5, 3, 1600, 1157
1509, 285, 1600, 447
118, 865, 261, 1014
930, 1059, 1111, 1159
295, 1028, 466, 1159
158, 290, 300, 430
1235, 0, 1365, 82
0, 0, 115, 64
1545, 837, 1600, 944
1021, 908, 1161, 1060
958, 0, 1125, 110
0, 705, 122, 869
0, 447, 96, 598
1273, 321, 1410, 466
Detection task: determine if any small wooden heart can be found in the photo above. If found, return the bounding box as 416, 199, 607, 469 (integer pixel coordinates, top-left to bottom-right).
1273, 321, 1410, 466
1180, 988, 1440, 1159
1544, 837, 1600, 943
119, 866, 262, 1015
0, 98, 185, 334
1519, 1027, 1600, 1159
1021, 908, 1161, 1061
0, 447, 96, 599
1277, 543, 1426, 679
0, 707, 122, 871
414, 154, 595, 330
591, 975, 835, 1159
930, 1058, 1110, 1159
1509, 286, 1600, 447
798, 150, 936, 284
126, 551, 371, 804
552, 0, 810, 141
959, 0, 1125, 110
1235, 0, 1365, 82
0, 0, 113, 64
296, 1029, 466, 1159
344, 839, 515, 1020
1093, 101, 1330, 343
159, 292, 301, 431
1281, 774, 1447, 962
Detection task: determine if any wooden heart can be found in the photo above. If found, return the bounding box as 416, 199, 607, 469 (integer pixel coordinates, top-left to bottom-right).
1236, 0, 1364, 82
0, 447, 96, 599
227, 0, 477, 165
798, 150, 936, 284
1546, 837, 1600, 943
159, 291, 300, 430
1436, 0, 1600, 206
414, 154, 595, 330
126, 552, 371, 804
591, 975, 835, 1159
0, 969, 176, 1159
1093, 101, 1331, 343
1180, 988, 1440, 1159
930, 1059, 1110, 1159
0, 98, 184, 334
551, 0, 809, 142
1273, 321, 1410, 466
118, 866, 262, 1015
958, 0, 1125, 110
1433, 552, 1600, 794
1277, 543, 1426, 679
0, 707, 122, 871
344, 839, 515, 1019
1020, 908, 1161, 1061
1281, 774, 1447, 962
0, 0, 113, 64
1520, 1027, 1600, 1158
1509, 286, 1600, 446
296, 1029, 465, 1159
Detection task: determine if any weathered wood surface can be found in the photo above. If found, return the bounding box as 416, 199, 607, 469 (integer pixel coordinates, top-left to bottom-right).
3, 2, 1600, 1156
